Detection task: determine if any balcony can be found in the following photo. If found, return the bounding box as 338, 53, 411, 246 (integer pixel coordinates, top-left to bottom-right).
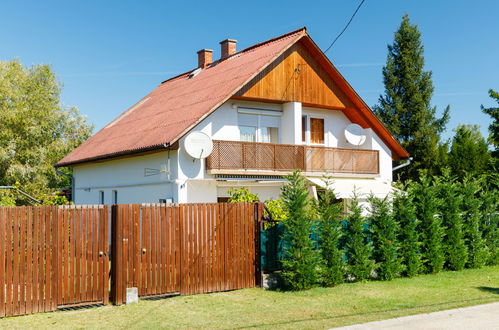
206, 140, 379, 176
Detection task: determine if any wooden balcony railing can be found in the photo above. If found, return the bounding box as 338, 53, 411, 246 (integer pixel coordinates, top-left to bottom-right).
206, 140, 379, 175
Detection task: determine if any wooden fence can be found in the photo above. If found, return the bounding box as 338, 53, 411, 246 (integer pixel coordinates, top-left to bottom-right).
0, 205, 109, 318
111, 202, 263, 304
0, 202, 262, 316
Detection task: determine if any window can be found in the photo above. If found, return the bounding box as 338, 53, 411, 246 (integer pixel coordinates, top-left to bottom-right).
301, 115, 307, 142
310, 118, 324, 144
238, 109, 280, 143
99, 191, 104, 204
240, 126, 257, 142
112, 190, 118, 204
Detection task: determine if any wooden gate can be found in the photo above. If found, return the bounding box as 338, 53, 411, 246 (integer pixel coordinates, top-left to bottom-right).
111, 202, 263, 304
56, 206, 109, 308
0, 205, 109, 317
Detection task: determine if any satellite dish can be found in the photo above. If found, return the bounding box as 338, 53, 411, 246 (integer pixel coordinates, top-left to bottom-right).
345, 124, 367, 146
184, 131, 213, 159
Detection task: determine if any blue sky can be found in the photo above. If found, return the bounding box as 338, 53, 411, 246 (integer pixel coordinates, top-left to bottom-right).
1, 0, 497, 141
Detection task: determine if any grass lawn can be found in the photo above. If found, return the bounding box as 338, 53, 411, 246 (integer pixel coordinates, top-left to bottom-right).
1, 266, 498, 329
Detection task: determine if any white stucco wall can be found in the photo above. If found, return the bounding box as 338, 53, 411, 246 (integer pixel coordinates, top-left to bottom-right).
73, 151, 177, 204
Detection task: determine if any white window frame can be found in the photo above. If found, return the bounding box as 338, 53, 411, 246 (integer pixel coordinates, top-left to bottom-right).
302, 113, 327, 146
99, 190, 105, 204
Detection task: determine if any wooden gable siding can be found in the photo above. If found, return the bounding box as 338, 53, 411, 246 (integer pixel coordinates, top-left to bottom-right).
235, 41, 355, 109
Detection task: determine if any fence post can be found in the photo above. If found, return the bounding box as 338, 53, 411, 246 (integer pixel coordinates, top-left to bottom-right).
110, 204, 122, 304
254, 202, 264, 287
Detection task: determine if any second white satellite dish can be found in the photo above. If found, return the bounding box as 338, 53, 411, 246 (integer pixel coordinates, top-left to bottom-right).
345, 123, 367, 146
184, 131, 213, 159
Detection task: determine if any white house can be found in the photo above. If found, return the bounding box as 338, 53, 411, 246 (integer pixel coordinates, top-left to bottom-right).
56, 28, 409, 208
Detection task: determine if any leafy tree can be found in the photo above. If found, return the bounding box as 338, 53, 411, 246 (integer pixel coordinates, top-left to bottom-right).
393, 189, 421, 277
316, 178, 344, 286
373, 14, 449, 181
227, 187, 259, 202
413, 173, 445, 273
436, 172, 467, 270
368, 196, 401, 280
460, 177, 488, 268
448, 125, 491, 179
0, 59, 92, 205
481, 89, 499, 158
280, 170, 318, 290
344, 195, 374, 281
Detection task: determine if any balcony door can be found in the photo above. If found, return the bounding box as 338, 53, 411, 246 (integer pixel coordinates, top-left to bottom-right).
238, 108, 280, 144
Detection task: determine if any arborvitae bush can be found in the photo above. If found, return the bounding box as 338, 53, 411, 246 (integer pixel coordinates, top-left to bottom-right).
344, 196, 374, 281
480, 188, 499, 265
316, 179, 345, 286
393, 189, 422, 277
436, 173, 467, 271
413, 173, 445, 274
461, 177, 488, 268
369, 195, 401, 280
280, 170, 319, 290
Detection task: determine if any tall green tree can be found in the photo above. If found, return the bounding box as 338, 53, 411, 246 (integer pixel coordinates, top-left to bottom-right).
344, 196, 374, 281
373, 14, 449, 180
0, 59, 92, 205
460, 177, 488, 268
280, 170, 319, 290
393, 189, 421, 277
436, 172, 467, 271
448, 125, 491, 179
368, 196, 401, 280
413, 173, 445, 273
480, 186, 499, 265
481, 89, 499, 158
316, 179, 344, 286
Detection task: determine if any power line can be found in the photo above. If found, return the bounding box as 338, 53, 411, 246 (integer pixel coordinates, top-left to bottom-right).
323, 0, 366, 54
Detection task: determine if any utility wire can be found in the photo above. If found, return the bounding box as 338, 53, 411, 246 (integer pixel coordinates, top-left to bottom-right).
323, 0, 366, 54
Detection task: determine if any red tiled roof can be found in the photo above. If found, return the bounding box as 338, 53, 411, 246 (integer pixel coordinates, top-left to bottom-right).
56, 28, 307, 167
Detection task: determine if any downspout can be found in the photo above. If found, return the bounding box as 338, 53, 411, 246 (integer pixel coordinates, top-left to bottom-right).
392, 157, 413, 172
54, 167, 75, 202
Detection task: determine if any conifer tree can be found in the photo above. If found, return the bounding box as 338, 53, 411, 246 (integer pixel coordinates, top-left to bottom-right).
413, 173, 445, 273
374, 14, 449, 180
393, 189, 421, 277
316, 179, 344, 286
436, 172, 467, 271
480, 187, 499, 265
460, 177, 488, 268
369, 196, 401, 280
344, 196, 374, 281
280, 170, 318, 290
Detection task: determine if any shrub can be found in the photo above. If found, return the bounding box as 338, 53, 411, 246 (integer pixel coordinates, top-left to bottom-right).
413, 173, 445, 274
393, 189, 421, 277
461, 177, 488, 268
436, 172, 467, 271
316, 178, 345, 286
227, 187, 259, 202
280, 170, 319, 290
265, 198, 287, 222
369, 195, 401, 280
344, 195, 374, 281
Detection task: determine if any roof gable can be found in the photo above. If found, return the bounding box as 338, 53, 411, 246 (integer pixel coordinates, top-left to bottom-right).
236, 40, 355, 109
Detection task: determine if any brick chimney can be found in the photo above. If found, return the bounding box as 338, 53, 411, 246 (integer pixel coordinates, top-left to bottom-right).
197, 49, 213, 68
220, 39, 237, 59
